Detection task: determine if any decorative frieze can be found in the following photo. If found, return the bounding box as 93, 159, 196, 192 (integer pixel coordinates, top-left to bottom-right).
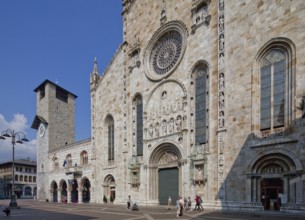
217, 0, 226, 200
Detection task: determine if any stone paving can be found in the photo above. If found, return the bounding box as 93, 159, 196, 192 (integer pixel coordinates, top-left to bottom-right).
1, 199, 305, 220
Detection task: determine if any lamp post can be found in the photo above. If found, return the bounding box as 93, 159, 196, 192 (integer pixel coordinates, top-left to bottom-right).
0, 129, 28, 208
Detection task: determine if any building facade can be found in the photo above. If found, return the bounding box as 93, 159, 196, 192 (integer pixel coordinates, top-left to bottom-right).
32, 0, 305, 213
0, 159, 37, 199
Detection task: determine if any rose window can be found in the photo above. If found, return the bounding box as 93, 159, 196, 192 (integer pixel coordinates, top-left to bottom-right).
150, 31, 182, 75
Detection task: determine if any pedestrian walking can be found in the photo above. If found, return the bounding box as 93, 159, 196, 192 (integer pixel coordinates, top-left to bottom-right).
183, 197, 187, 210
199, 195, 204, 211
167, 196, 172, 210
194, 195, 200, 211
187, 196, 191, 212
127, 195, 131, 210
176, 198, 180, 217
179, 196, 184, 216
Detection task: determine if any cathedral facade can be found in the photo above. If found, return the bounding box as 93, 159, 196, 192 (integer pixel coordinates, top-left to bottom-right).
32, 0, 305, 213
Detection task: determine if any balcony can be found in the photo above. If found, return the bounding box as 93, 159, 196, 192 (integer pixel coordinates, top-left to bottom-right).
64, 165, 83, 176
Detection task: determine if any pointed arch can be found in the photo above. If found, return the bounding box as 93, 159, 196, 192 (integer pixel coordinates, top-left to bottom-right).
191, 61, 209, 145
105, 114, 115, 161
133, 94, 143, 156
252, 37, 296, 134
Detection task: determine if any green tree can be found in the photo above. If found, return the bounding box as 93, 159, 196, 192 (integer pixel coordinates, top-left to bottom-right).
103, 195, 107, 203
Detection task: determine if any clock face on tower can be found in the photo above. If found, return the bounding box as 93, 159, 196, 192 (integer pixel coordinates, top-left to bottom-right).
39, 124, 46, 137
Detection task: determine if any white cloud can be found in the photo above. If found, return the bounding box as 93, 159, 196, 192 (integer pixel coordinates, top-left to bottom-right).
0, 113, 36, 163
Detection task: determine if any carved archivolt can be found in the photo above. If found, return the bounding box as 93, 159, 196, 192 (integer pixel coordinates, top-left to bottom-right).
149, 143, 182, 166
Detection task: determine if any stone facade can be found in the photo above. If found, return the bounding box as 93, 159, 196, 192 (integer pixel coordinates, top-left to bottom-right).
33, 0, 305, 213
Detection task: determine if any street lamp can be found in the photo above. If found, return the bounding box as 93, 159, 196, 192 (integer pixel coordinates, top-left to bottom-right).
0, 129, 28, 208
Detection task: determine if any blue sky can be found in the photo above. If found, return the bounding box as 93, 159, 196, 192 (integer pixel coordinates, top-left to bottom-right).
0, 0, 123, 162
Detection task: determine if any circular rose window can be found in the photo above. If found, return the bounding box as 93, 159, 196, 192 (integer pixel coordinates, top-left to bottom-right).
150, 31, 182, 75
144, 21, 187, 81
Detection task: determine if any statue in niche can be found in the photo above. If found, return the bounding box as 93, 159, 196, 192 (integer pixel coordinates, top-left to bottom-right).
219, 73, 225, 91
219, 92, 224, 109
219, 111, 225, 128
218, 132, 224, 143
148, 125, 154, 138
219, 34, 225, 51
219, 0, 224, 11
219, 156, 224, 166
194, 166, 204, 180
155, 123, 160, 137
219, 15, 224, 32
161, 120, 167, 136
168, 118, 174, 133
219, 53, 224, 70
176, 116, 182, 131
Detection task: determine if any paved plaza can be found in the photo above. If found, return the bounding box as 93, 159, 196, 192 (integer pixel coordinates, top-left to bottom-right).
1, 199, 305, 220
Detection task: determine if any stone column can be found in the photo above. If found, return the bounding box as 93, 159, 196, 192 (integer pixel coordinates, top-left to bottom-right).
78, 188, 83, 203
49, 190, 53, 202
67, 189, 72, 203
245, 176, 252, 202
58, 190, 62, 203
295, 176, 302, 203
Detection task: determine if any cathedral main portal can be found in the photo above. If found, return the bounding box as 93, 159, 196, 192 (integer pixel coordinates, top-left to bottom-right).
149, 143, 182, 204
159, 168, 178, 205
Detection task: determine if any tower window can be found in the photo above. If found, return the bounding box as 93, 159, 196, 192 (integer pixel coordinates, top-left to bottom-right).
40, 87, 45, 100
56, 87, 68, 103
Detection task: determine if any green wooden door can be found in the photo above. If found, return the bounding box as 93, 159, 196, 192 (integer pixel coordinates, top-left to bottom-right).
158, 168, 178, 205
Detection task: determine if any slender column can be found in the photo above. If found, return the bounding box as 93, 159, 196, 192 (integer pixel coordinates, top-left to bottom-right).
295, 176, 302, 203
78, 188, 83, 203
57, 190, 61, 203
67, 189, 72, 203
49, 190, 53, 202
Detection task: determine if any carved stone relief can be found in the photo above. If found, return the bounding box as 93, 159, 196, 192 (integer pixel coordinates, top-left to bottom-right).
145, 81, 186, 140
159, 152, 178, 165
191, 0, 211, 34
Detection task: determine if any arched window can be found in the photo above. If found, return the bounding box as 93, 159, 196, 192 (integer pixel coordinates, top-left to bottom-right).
29, 176, 32, 182
256, 38, 295, 133
193, 63, 208, 144
106, 115, 115, 160
24, 176, 28, 182
33, 177, 36, 182
260, 50, 286, 130
66, 154, 72, 167
135, 95, 143, 156
80, 150, 88, 166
